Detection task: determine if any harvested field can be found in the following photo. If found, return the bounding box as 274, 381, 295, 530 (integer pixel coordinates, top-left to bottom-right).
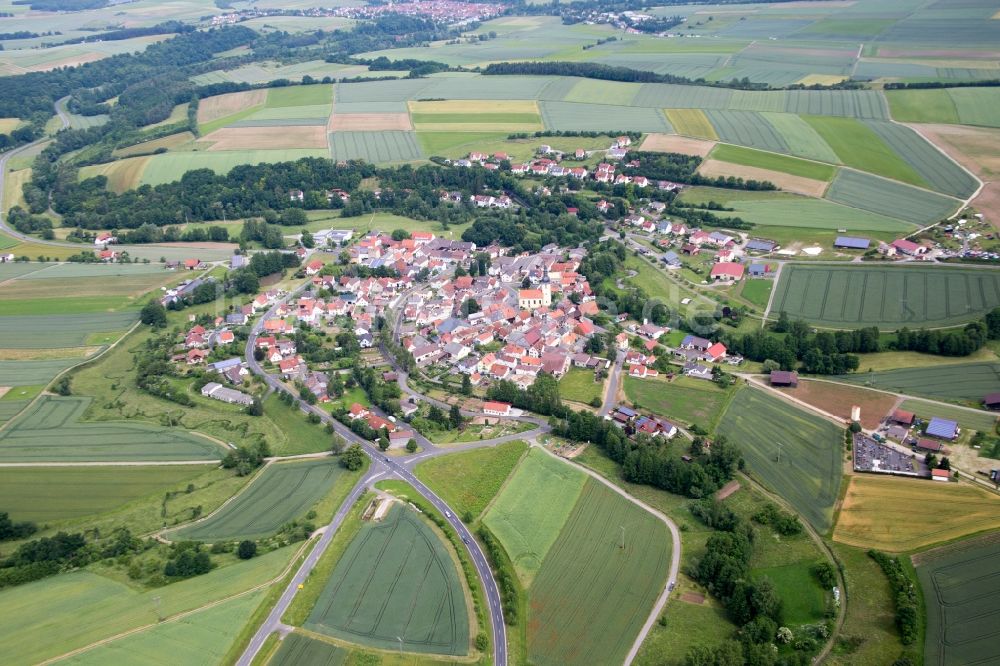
409, 99, 539, 115
775, 379, 894, 429
328, 112, 412, 131
917, 535, 1000, 666
200, 126, 328, 150
196, 89, 267, 124
78, 156, 151, 193
835, 475, 1000, 552
303, 504, 469, 655
172, 459, 346, 541
914, 123, 1000, 178
698, 159, 829, 197
639, 133, 715, 156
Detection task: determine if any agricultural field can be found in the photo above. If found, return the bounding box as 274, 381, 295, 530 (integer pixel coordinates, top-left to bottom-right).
771, 264, 1000, 330
113, 131, 196, 158
171, 459, 347, 542
415, 440, 527, 520
409, 100, 542, 132
526, 477, 669, 666
482, 447, 586, 582
665, 108, 717, 140
78, 156, 152, 193
623, 375, 733, 430
710, 143, 836, 182
834, 475, 1000, 552
0, 269, 177, 315
558, 367, 604, 405
775, 379, 896, 430
916, 535, 1000, 666
0, 357, 85, 386
824, 169, 960, 226
0, 396, 224, 462
539, 101, 671, 133
640, 133, 715, 157
837, 362, 1000, 405
328, 131, 423, 163
60, 590, 264, 666
0, 312, 139, 348
302, 503, 469, 655
804, 115, 928, 187
716, 388, 843, 532
140, 150, 329, 186
0, 465, 210, 524
864, 120, 978, 198
0, 546, 294, 665
697, 159, 829, 198
887, 87, 1000, 128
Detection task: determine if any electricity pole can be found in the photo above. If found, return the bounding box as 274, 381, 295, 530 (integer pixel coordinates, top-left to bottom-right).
620, 525, 626, 550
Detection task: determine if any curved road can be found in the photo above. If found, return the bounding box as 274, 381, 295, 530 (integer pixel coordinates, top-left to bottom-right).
238, 286, 508, 666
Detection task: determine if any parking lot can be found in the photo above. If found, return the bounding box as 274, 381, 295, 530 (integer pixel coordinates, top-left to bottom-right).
853, 433, 927, 477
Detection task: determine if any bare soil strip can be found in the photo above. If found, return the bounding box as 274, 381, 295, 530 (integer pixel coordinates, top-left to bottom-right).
200, 126, 328, 150
328, 113, 413, 131
640, 134, 716, 157
697, 159, 829, 198
196, 89, 268, 124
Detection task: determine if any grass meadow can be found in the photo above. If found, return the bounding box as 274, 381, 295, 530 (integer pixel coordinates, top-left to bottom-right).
716, 388, 843, 533
59, 590, 265, 666
771, 264, 1000, 329
0, 546, 294, 665
624, 375, 734, 430
558, 367, 604, 404
897, 398, 997, 433
803, 115, 927, 187
302, 504, 469, 655
834, 475, 1000, 552
483, 447, 586, 583
415, 440, 527, 520
711, 143, 836, 181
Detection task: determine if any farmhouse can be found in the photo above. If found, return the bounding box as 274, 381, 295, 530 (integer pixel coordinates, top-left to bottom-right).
200, 382, 254, 406
891, 239, 926, 256
769, 370, 798, 387
916, 438, 947, 454
709, 262, 744, 281
931, 468, 950, 482
890, 409, 915, 426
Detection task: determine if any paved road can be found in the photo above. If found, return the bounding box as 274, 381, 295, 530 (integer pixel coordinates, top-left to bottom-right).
238, 286, 509, 666
599, 349, 625, 417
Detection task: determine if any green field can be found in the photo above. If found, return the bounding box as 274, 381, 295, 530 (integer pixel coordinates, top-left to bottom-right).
539, 101, 672, 133
838, 362, 1000, 404
865, 120, 978, 199
825, 169, 959, 225
897, 398, 997, 434
0, 312, 139, 349
60, 590, 264, 666
759, 111, 839, 163
0, 357, 85, 386
624, 375, 732, 430
269, 633, 348, 665
415, 440, 527, 520
303, 504, 469, 655
483, 447, 587, 582
917, 536, 1000, 666
711, 143, 836, 181
558, 367, 604, 404
716, 388, 843, 532
0, 547, 293, 665
678, 188, 915, 233
0, 465, 209, 523
262, 393, 334, 456
140, 150, 328, 186
887, 87, 1000, 128
751, 563, 827, 625
527, 477, 670, 666
771, 264, 1000, 329
740, 279, 773, 309
803, 115, 927, 187
0, 396, 223, 462
172, 459, 346, 541
328, 131, 423, 163
266, 84, 333, 108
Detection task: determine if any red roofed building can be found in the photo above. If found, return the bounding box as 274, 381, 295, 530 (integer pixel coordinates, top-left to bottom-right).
348, 403, 369, 419
709, 262, 745, 282
891, 409, 915, 425
483, 401, 512, 417
704, 342, 727, 362
891, 239, 925, 256
305, 260, 324, 275
183, 259, 202, 270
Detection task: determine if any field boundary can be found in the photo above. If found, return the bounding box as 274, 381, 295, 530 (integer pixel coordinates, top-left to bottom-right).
534, 443, 680, 666
36, 538, 317, 666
